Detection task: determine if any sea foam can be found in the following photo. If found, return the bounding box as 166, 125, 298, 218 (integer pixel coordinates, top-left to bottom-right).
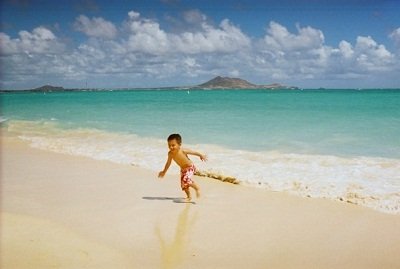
0, 117, 8, 124
6, 120, 400, 214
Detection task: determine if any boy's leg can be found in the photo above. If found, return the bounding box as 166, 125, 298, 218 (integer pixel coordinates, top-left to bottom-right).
190, 182, 200, 198
183, 188, 191, 201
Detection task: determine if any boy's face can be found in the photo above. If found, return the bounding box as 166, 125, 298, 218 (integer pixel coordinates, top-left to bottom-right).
168, 139, 181, 153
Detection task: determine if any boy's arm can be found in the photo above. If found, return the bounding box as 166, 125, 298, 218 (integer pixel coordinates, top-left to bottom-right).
158, 153, 172, 178
183, 148, 207, 162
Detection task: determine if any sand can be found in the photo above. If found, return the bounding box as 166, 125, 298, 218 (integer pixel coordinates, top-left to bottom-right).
1, 134, 400, 269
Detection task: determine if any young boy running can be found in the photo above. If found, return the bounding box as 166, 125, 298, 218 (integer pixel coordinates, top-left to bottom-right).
158, 134, 207, 201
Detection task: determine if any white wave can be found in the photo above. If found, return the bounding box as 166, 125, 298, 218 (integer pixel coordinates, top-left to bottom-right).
0, 117, 8, 124
6, 119, 400, 214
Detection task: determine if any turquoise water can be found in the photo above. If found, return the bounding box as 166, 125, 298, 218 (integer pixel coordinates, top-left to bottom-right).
2, 89, 399, 158
1, 89, 399, 213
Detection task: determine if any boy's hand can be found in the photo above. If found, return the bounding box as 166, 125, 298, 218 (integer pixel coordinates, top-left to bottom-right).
200, 154, 208, 162
158, 171, 166, 178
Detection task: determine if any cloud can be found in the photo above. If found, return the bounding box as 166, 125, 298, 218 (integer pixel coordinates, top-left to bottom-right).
128, 11, 140, 20
0, 11, 399, 89
338, 40, 353, 58
183, 9, 207, 25
172, 19, 251, 54
123, 10, 251, 55
390, 27, 400, 47
74, 15, 118, 39
353, 36, 393, 70
264, 21, 325, 51
254, 21, 396, 81
256, 22, 330, 79
0, 26, 65, 55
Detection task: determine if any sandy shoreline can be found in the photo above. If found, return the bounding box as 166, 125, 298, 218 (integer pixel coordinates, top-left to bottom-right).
1, 134, 400, 269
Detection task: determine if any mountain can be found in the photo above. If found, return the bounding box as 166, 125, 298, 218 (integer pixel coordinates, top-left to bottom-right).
194, 76, 297, 89
31, 85, 65, 92
197, 76, 256, 89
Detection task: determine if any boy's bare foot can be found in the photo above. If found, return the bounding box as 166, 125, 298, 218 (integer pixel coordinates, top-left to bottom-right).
185, 197, 192, 202
196, 189, 200, 198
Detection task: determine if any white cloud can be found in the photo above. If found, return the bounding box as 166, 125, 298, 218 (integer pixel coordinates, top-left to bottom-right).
389, 27, 400, 47
183, 9, 207, 24
124, 10, 250, 55
255, 21, 396, 81
125, 13, 170, 54
172, 19, 251, 54
257, 22, 329, 79
354, 36, 393, 70
74, 15, 118, 39
128, 11, 140, 20
183, 57, 200, 70
338, 40, 354, 58
0, 12, 398, 89
264, 21, 324, 51
0, 26, 65, 55
0, 33, 18, 54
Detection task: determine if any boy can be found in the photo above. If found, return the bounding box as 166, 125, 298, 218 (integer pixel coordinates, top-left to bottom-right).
158, 134, 207, 201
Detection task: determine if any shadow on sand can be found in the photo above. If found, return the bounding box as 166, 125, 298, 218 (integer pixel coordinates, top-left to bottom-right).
142, 197, 196, 204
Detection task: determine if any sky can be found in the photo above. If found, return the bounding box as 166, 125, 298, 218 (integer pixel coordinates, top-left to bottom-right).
1, 0, 400, 89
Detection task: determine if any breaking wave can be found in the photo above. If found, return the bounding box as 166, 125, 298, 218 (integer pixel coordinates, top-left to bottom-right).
5, 119, 400, 214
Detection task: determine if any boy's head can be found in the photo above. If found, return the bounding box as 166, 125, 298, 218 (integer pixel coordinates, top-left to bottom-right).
167, 133, 182, 144
167, 134, 182, 152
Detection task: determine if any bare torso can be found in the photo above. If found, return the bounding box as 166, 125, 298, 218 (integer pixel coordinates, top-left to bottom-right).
170, 149, 193, 169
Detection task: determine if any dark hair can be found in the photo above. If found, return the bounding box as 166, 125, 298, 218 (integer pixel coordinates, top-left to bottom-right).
167, 133, 182, 144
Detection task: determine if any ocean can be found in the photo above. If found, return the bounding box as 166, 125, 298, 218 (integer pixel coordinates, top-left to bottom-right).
1, 89, 399, 213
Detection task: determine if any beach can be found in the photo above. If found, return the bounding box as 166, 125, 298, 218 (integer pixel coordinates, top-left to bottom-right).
2, 133, 400, 269
2, 0, 400, 266
2, 90, 400, 214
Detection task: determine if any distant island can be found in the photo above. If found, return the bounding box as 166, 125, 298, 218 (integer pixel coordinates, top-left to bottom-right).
31, 85, 65, 92
194, 76, 297, 90
0, 85, 67, 92
0, 76, 298, 92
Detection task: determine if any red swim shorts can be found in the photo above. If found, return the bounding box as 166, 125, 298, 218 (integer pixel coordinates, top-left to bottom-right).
180, 164, 196, 190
